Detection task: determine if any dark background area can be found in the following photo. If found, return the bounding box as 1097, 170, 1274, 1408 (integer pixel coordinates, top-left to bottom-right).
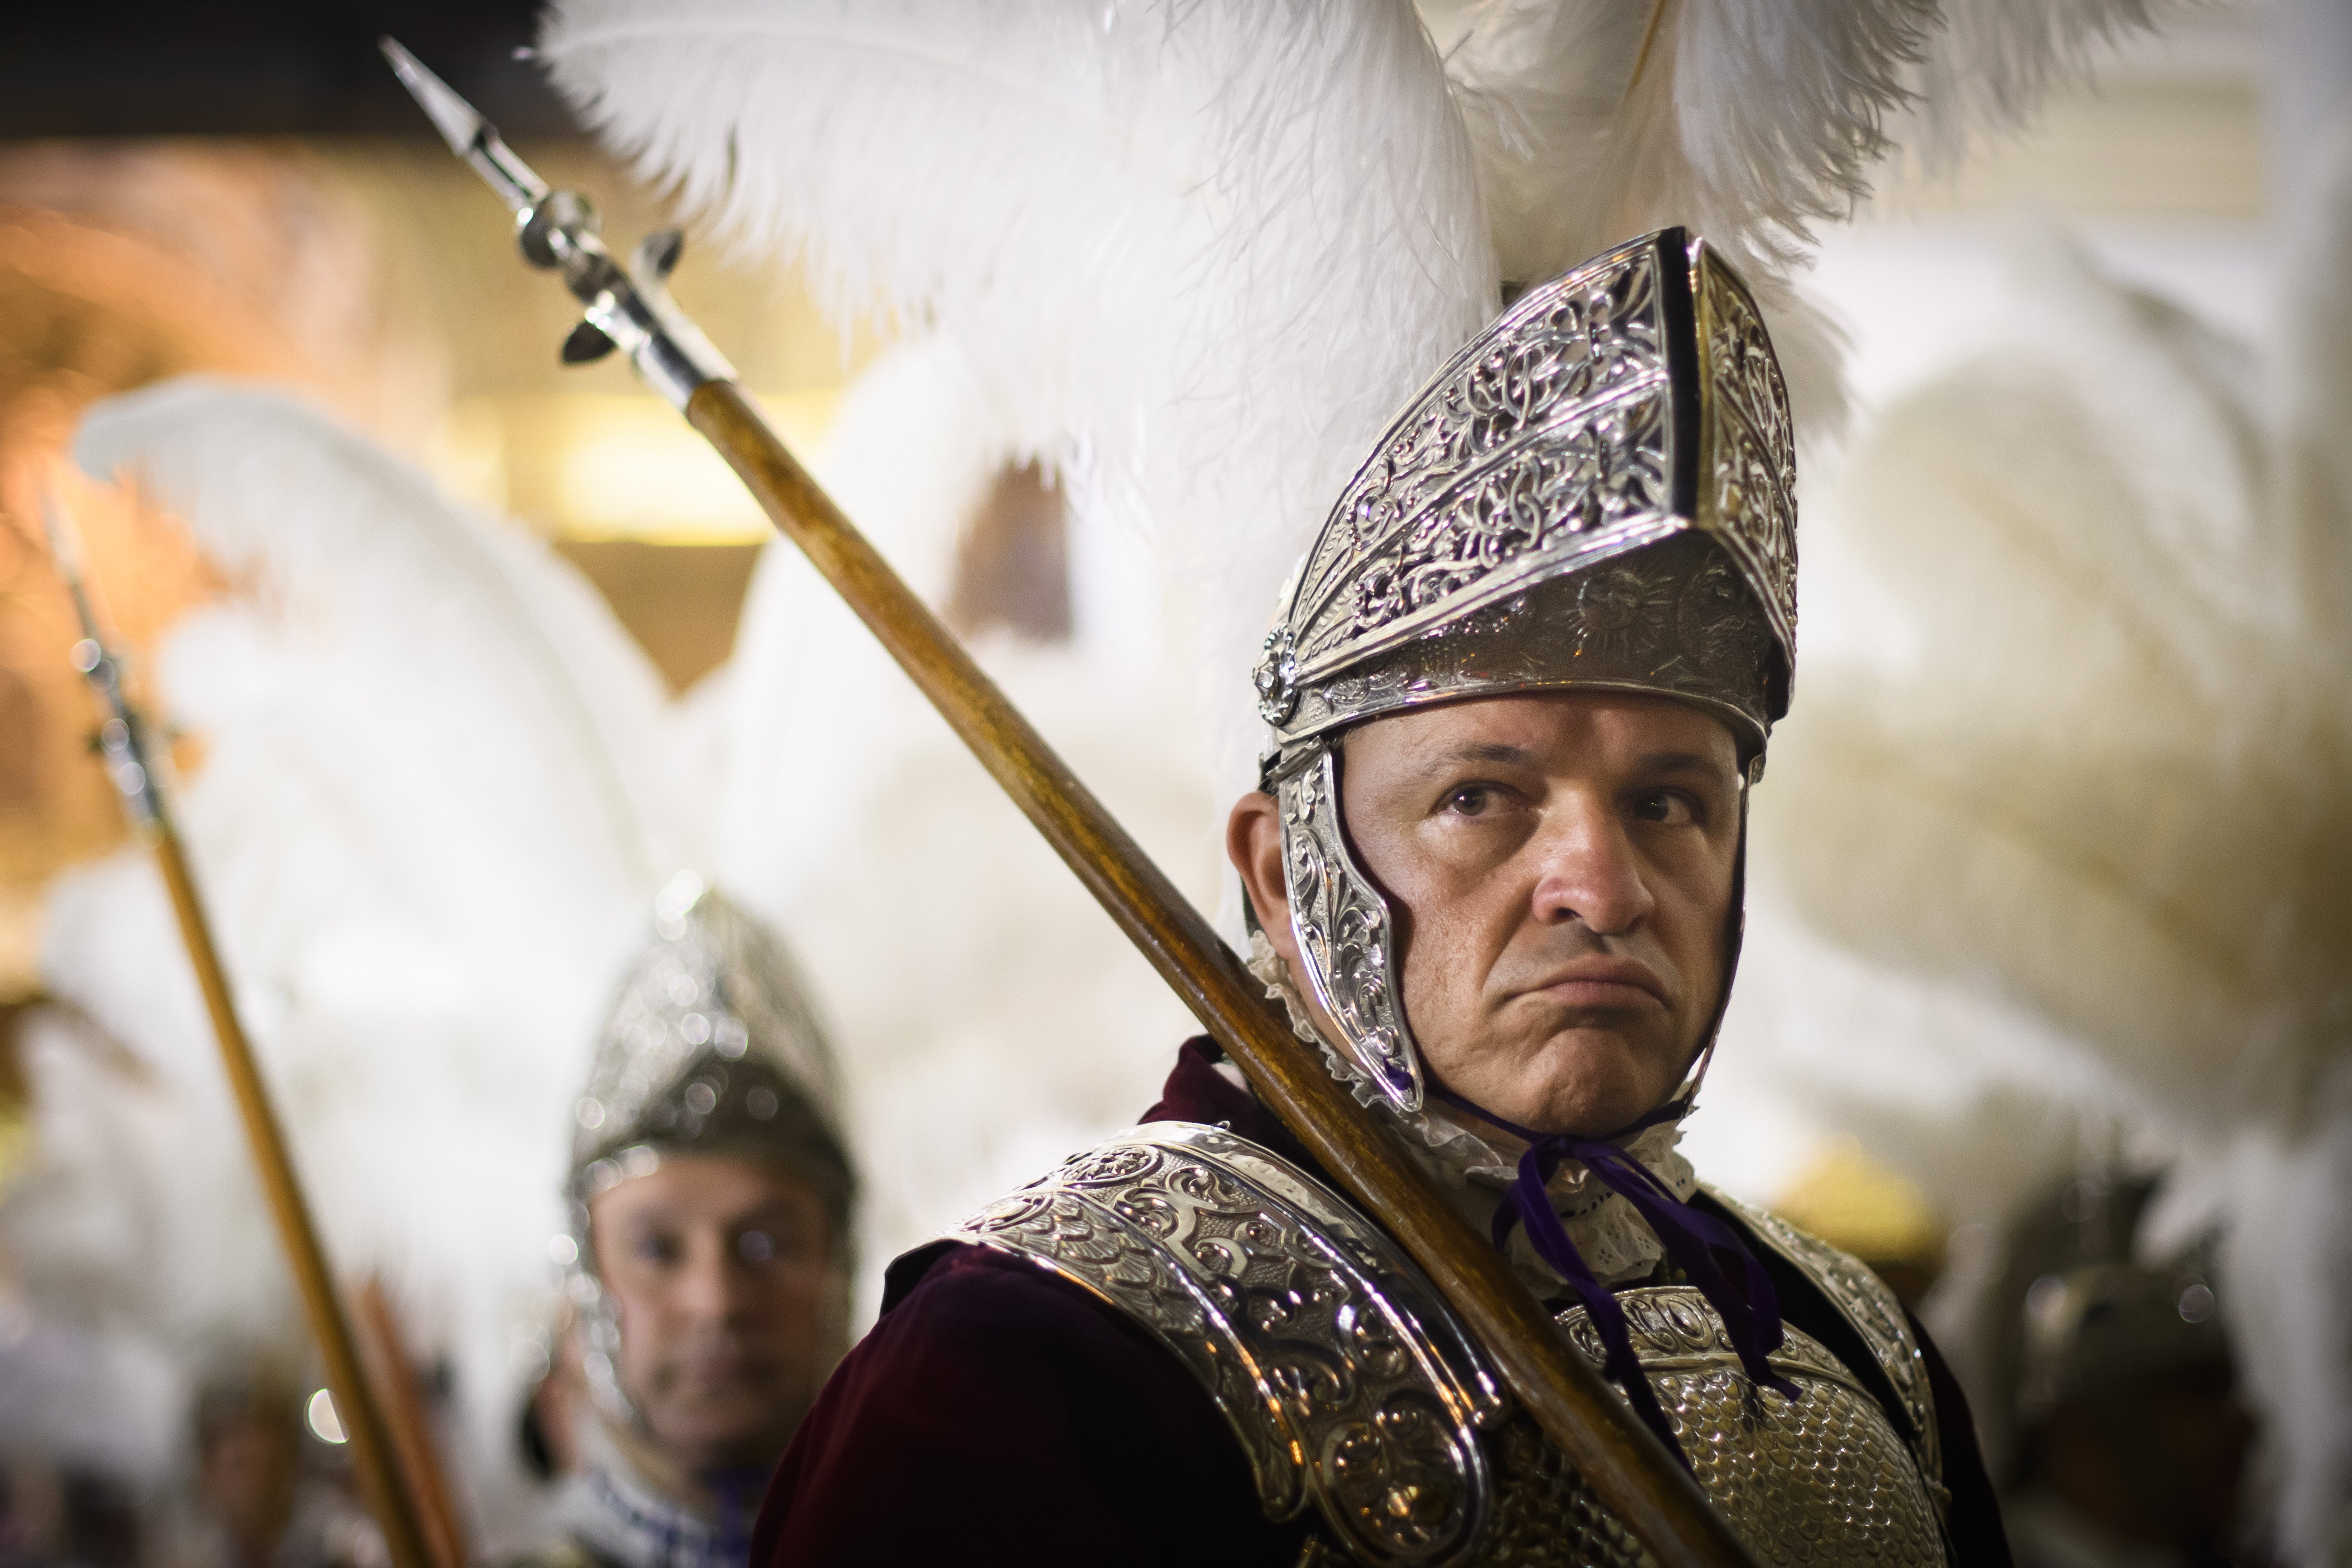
0, 2, 573, 137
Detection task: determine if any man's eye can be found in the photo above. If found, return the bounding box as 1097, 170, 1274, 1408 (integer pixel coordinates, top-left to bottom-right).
1444, 786, 1494, 817
632, 1235, 682, 1266
738, 1230, 776, 1264
1630, 790, 1694, 826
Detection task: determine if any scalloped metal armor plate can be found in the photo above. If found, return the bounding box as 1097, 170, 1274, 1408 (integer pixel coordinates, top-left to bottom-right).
947, 1124, 1949, 1568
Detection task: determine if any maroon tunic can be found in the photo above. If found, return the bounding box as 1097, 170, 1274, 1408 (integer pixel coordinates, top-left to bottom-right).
753, 1040, 2010, 1565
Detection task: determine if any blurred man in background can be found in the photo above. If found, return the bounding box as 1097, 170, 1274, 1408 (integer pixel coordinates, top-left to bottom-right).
1990, 1176, 2259, 1568
519, 882, 855, 1568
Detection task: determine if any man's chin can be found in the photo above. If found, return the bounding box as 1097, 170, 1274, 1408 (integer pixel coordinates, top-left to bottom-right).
1499, 1028, 1680, 1137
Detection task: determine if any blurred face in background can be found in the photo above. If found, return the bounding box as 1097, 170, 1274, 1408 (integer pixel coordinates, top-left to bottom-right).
590, 1154, 836, 1473
196, 1408, 298, 1563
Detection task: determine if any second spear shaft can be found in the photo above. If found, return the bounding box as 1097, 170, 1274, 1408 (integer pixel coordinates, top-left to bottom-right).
147, 837, 438, 1568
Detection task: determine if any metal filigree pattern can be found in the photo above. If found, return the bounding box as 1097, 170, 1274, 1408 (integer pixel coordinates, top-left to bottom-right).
573, 882, 844, 1176
951, 1125, 1502, 1567
1694, 253, 1797, 655
1270, 239, 1672, 710
1281, 533, 1779, 750
1707, 1188, 1945, 1499
1554, 1289, 1945, 1563
1274, 748, 1422, 1108
1466, 1286, 1945, 1568
1253, 229, 1796, 751
956, 1128, 1952, 1568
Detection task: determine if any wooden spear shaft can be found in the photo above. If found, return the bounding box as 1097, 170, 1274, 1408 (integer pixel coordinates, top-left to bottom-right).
685, 381, 1761, 1568
150, 834, 440, 1568
354, 1278, 471, 1568
46, 507, 438, 1568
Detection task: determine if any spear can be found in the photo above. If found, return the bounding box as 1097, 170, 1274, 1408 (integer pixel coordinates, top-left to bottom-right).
381, 40, 1761, 1568
41, 493, 439, 1568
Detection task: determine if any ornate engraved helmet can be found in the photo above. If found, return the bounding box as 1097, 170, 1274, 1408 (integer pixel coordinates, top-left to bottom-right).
1253, 229, 1797, 1114
561, 872, 856, 1420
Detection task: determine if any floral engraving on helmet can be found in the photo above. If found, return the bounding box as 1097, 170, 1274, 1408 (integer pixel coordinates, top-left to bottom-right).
1255, 624, 1300, 724
1349, 389, 1674, 640
1281, 534, 1780, 758
1697, 253, 1797, 650
1286, 238, 1674, 686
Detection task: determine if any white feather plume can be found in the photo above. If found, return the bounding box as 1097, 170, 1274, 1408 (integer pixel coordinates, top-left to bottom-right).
1412, 0, 2175, 438
1907, 0, 2172, 169
2, 379, 690, 1549
704, 341, 1227, 1315
1757, 205, 2352, 1562
538, 0, 2187, 814
535, 0, 1494, 806
1414, 0, 1924, 274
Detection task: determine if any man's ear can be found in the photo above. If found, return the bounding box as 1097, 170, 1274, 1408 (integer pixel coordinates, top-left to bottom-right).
1225, 791, 1299, 965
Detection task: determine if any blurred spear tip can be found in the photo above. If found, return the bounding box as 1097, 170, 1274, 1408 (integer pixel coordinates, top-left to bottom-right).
380, 36, 551, 214
378, 38, 483, 158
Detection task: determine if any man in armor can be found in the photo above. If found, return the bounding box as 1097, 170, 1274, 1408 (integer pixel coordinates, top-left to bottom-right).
749, 232, 2006, 1565
1987, 1175, 2254, 1568
527, 879, 856, 1568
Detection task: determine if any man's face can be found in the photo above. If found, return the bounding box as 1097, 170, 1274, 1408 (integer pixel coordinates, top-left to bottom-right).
1231, 691, 1743, 1138
198, 1413, 298, 1553
589, 1154, 835, 1472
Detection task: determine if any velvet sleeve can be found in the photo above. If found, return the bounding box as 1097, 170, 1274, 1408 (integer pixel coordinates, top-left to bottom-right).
1911, 1312, 2012, 1568
749, 1242, 1307, 1568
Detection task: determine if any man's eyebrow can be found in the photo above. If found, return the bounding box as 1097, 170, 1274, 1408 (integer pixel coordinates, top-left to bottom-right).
1424, 741, 1536, 770
1634, 749, 1735, 779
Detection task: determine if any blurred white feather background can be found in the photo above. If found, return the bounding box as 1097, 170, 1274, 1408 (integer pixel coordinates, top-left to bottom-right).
1732, 125, 2352, 1558
19, 0, 2345, 1561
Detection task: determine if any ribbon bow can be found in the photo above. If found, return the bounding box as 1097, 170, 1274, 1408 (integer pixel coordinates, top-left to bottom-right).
1436, 1090, 1799, 1467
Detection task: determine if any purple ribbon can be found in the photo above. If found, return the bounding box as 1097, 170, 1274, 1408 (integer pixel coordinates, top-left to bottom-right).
1436, 1089, 1798, 1467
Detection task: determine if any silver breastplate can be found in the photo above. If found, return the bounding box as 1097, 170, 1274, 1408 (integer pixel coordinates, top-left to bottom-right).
947, 1122, 1950, 1568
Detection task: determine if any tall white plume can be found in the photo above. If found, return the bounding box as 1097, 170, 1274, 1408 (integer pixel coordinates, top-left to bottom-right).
535, 0, 1495, 805
1413, 0, 2173, 437
2, 379, 689, 1549
1758, 204, 2352, 1562
705, 338, 1227, 1316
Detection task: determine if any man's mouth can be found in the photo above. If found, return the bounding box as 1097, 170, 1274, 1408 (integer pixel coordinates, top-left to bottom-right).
666, 1352, 762, 1389
1519, 957, 1668, 1012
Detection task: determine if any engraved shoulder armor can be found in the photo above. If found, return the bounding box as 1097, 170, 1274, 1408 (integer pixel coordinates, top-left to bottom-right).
948, 1125, 1950, 1568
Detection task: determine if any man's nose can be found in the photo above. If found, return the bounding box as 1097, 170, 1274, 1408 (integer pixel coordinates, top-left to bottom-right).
676, 1237, 746, 1322
1528, 797, 1653, 935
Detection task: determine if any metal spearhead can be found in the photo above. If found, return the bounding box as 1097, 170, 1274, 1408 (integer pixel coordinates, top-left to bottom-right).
380, 38, 733, 407
379, 37, 549, 215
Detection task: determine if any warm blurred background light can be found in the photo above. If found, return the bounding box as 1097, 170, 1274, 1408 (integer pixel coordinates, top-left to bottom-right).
0, 3, 891, 1029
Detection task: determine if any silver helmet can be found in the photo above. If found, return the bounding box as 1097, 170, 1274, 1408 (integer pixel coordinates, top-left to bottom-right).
1253, 229, 1797, 1114
562, 873, 856, 1421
